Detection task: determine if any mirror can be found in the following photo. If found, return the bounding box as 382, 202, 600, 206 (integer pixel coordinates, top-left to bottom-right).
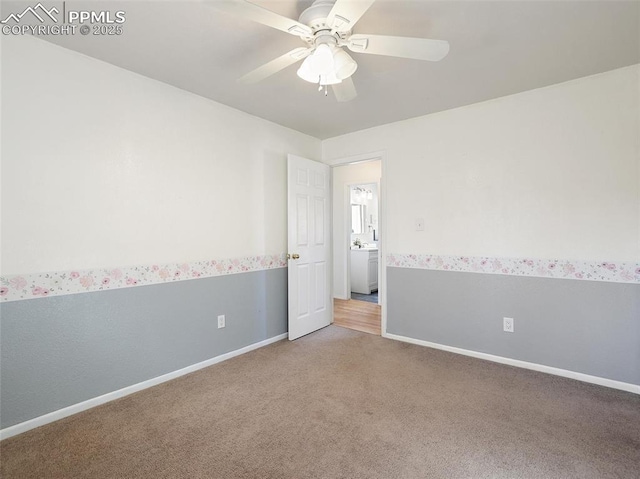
351, 204, 366, 234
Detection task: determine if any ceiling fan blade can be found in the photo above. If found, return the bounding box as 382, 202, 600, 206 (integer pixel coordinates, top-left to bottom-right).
332, 77, 358, 102
327, 0, 376, 32
239, 48, 312, 84
348, 34, 450, 61
213, 0, 313, 37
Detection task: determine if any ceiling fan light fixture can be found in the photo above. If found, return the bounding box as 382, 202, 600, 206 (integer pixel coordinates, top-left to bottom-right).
319, 71, 342, 86
332, 48, 358, 80
297, 55, 319, 83
312, 43, 334, 72
297, 44, 343, 86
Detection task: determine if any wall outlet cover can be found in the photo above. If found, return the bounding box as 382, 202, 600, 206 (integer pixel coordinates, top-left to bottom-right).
217, 315, 225, 329
503, 317, 514, 333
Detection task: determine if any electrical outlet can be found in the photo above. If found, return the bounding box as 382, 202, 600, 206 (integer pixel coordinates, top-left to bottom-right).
415, 218, 425, 231
217, 315, 225, 329
503, 317, 514, 333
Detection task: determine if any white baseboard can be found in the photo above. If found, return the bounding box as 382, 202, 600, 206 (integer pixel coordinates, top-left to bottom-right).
0, 333, 288, 441
384, 332, 640, 395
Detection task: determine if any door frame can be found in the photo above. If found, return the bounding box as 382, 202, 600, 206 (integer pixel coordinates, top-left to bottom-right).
328, 150, 387, 336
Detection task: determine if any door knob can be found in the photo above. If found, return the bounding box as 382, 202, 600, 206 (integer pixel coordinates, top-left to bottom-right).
291, 254, 300, 260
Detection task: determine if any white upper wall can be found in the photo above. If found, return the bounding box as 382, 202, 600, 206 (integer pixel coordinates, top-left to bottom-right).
2, 35, 637, 276
1, 35, 321, 275
323, 65, 640, 262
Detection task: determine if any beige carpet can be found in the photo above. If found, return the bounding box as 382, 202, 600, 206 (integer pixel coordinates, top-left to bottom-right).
1, 325, 639, 478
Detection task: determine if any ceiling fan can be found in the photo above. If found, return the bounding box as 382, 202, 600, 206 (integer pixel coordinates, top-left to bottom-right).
214, 0, 450, 102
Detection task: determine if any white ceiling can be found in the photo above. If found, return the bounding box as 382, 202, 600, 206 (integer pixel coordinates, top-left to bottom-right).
6, 1, 639, 139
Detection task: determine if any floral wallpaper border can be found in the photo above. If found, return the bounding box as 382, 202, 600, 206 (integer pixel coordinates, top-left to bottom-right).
386, 253, 640, 284
2, 252, 637, 302
1, 254, 287, 302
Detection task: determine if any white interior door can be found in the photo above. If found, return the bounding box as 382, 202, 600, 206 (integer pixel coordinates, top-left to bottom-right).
287, 154, 331, 340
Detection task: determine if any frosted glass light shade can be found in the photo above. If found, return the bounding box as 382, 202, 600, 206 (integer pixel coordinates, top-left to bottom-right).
313, 44, 334, 72
297, 55, 319, 83
297, 44, 343, 86
333, 48, 357, 79
319, 71, 342, 85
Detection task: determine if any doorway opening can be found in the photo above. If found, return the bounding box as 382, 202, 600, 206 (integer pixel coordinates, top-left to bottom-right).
330, 156, 384, 336
348, 182, 379, 303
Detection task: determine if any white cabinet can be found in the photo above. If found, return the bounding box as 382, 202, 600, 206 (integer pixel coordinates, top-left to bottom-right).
350, 248, 378, 294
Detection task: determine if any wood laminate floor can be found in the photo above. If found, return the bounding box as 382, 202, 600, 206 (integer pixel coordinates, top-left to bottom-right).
333, 299, 381, 336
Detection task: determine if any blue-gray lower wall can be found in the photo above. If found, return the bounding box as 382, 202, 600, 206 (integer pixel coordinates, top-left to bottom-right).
387, 267, 639, 386
0, 268, 287, 429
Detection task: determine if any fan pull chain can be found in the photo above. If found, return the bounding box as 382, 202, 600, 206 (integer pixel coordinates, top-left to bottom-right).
318, 76, 322, 92
317, 80, 328, 97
